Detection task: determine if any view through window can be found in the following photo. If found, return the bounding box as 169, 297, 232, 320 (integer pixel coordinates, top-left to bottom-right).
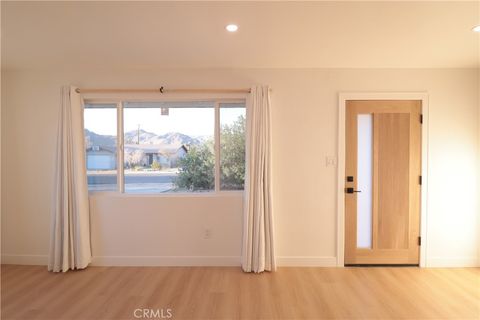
84, 101, 246, 193
84, 104, 118, 191
220, 104, 246, 190
123, 102, 215, 193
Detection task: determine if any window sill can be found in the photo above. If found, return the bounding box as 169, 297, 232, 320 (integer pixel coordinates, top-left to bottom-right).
88, 190, 244, 198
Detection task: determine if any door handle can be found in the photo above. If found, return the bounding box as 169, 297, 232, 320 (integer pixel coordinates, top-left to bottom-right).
345, 187, 361, 194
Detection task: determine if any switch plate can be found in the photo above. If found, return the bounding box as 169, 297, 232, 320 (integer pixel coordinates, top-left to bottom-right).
326, 156, 337, 167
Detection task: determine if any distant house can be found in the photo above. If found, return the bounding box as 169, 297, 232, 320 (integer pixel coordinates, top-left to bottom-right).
165, 145, 188, 167
124, 144, 188, 168
86, 146, 116, 170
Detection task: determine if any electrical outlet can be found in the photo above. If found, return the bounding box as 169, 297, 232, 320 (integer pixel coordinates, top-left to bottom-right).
204, 228, 212, 239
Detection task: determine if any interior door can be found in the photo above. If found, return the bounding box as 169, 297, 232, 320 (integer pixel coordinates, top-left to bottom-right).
345, 100, 422, 265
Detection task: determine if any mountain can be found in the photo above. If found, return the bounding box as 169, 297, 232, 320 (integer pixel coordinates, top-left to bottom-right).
124, 129, 157, 144
84, 129, 116, 147
194, 135, 212, 143
153, 132, 201, 146
86, 129, 203, 148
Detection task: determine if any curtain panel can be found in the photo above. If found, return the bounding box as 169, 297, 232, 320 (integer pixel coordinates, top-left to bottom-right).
48, 86, 92, 272
241, 85, 276, 273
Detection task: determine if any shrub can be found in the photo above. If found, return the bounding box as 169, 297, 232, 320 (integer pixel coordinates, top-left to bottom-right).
174, 142, 214, 191
220, 115, 245, 190
151, 160, 162, 171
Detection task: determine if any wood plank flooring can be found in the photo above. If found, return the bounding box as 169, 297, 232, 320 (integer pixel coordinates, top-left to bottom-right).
1, 265, 479, 319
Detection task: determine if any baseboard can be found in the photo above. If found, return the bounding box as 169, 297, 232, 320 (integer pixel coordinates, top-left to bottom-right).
91, 255, 241, 267
427, 257, 479, 267
1, 254, 241, 267
1, 254, 338, 267
276, 256, 337, 267
2, 254, 48, 265
12, 254, 476, 268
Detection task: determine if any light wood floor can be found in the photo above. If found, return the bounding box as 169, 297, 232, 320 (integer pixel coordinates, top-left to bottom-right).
1, 265, 479, 320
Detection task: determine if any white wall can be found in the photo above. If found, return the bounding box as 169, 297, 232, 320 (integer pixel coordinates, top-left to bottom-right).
1, 68, 478, 267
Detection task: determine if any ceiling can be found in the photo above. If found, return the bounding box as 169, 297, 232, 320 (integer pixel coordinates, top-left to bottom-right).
2, 1, 479, 70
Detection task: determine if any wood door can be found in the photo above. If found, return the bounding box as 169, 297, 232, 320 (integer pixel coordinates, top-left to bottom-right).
345, 100, 422, 265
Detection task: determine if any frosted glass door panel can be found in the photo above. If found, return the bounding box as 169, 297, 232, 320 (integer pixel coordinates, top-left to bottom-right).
357, 114, 373, 249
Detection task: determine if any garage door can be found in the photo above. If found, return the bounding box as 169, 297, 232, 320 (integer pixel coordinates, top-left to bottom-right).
87, 155, 114, 170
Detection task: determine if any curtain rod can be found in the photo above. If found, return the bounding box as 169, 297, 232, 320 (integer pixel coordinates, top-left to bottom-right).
75, 87, 251, 94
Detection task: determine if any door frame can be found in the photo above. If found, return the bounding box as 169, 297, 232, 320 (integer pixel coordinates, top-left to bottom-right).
337, 92, 429, 267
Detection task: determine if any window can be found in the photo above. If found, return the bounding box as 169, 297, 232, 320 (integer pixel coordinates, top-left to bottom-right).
84, 104, 118, 191
123, 102, 214, 193
83, 100, 246, 194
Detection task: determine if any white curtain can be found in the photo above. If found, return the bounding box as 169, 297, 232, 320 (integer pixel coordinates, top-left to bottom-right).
48, 86, 92, 272
241, 85, 276, 273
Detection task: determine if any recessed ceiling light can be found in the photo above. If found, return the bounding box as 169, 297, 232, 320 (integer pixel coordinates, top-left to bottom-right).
226, 24, 238, 32
473, 25, 480, 32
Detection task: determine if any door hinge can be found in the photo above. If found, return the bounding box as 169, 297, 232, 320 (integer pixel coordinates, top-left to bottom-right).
420, 114, 423, 124
419, 175, 422, 185
418, 236, 422, 246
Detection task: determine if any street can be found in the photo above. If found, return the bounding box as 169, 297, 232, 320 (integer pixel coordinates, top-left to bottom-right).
88, 172, 177, 193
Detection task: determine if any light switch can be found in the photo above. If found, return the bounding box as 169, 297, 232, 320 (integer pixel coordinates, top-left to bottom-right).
326, 156, 337, 167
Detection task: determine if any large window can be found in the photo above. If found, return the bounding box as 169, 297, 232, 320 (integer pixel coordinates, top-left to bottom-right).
84, 100, 245, 193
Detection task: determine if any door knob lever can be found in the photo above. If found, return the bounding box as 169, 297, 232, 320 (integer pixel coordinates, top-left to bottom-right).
345, 187, 361, 194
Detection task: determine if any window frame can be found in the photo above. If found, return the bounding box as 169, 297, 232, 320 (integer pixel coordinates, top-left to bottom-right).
84, 97, 247, 196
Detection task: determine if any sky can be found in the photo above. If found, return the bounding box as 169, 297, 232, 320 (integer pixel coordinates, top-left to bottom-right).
84, 106, 245, 137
